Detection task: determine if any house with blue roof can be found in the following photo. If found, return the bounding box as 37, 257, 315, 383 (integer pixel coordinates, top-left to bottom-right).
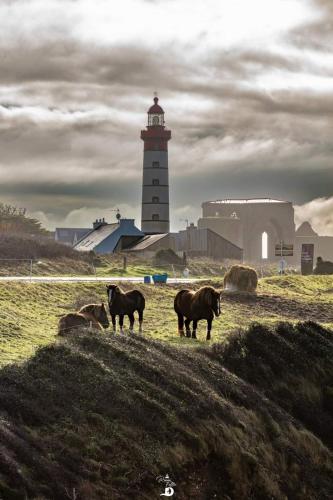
74, 218, 144, 254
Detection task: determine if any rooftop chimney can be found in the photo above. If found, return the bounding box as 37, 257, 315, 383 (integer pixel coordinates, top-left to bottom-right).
93, 218, 108, 230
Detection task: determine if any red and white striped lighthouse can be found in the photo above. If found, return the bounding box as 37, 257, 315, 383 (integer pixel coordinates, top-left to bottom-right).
141, 96, 171, 234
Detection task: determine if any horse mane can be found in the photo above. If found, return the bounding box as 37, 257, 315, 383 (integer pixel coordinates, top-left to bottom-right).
192, 286, 216, 308
80, 303, 103, 314
107, 285, 125, 296
79, 303, 107, 322
79, 311, 99, 323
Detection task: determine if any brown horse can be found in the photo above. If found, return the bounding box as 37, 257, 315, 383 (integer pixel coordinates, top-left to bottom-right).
174, 286, 222, 340
58, 303, 109, 336
106, 285, 145, 333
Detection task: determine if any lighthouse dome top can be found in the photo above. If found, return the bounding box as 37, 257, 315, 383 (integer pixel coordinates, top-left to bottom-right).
148, 96, 164, 115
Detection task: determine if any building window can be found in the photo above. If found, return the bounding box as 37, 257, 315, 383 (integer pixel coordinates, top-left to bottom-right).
152, 179, 159, 186
152, 196, 159, 203
152, 161, 159, 168
262, 231, 268, 259
152, 214, 160, 221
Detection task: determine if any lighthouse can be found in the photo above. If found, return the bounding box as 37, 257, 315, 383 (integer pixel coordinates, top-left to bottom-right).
141, 96, 171, 234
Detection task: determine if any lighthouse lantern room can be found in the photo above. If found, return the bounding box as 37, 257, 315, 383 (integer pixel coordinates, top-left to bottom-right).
141, 96, 171, 234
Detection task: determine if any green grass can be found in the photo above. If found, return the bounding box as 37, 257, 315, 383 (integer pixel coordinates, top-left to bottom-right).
92, 254, 231, 278
0, 274, 332, 367
259, 274, 333, 301
0, 257, 95, 277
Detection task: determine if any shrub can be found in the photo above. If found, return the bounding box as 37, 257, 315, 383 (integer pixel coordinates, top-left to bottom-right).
0, 233, 87, 261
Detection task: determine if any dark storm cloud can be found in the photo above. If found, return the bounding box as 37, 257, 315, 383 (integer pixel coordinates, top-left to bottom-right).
0, 178, 137, 200
0, 40, 192, 89
171, 167, 333, 206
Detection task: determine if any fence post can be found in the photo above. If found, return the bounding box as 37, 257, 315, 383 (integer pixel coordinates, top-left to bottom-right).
30, 259, 33, 281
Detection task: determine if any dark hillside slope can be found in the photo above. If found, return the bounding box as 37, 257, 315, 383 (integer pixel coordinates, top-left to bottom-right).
209, 321, 333, 449
0, 323, 332, 500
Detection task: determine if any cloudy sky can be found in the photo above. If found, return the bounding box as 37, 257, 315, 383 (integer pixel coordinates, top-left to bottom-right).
0, 0, 332, 234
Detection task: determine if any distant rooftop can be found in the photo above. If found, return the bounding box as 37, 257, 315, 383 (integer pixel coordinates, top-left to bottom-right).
207, 198, 289, 204
55, 227, 90, 246
296, 221, 318, 237
127, 233, 168, 252
74, 223, 119, 252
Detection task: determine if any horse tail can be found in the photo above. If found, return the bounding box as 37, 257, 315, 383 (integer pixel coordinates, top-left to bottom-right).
174, 290, 188, 314
58, 316, 66, 336
138, 291, 145, 312
131, 290, 145, 312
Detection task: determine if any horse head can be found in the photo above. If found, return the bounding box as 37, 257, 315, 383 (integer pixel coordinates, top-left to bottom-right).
97, 302, 110, 329
106, 284, 120, 304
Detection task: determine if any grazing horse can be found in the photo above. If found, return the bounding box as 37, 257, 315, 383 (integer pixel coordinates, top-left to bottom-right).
174, 286, 222, 341
58, 303, 109, 336
106, 285, 145, 333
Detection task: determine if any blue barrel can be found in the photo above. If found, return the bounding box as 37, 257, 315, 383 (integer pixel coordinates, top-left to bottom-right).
152, 273, 168, 284
144, 275, 151, 284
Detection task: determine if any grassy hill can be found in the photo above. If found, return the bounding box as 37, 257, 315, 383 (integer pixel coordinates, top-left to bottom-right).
0, 275, 332, 366
0, 233, 94, 277
0, 321, 332, 499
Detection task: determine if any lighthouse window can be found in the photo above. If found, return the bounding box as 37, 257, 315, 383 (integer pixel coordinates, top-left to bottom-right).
152, 179, 159, 186
152, 161, 160, 168
152, 214, 160, 221
152, 196, 159, 203
152, 116, 159, 125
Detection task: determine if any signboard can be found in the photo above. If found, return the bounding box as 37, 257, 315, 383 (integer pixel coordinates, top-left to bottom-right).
301, 243, 314, 275
275, 242, 294, 257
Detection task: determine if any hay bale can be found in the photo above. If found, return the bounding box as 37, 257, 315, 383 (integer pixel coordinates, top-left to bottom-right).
224, 264, 258, 292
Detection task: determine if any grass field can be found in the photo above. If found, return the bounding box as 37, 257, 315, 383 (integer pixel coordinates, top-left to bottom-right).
0, 254, 251, 278
0, 274, 332, 367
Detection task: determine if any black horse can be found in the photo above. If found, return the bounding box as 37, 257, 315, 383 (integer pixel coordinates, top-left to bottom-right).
106, 284, 145, 333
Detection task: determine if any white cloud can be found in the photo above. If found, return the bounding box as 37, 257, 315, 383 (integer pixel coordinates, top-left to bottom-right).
0, 0, 314, 49
295, 197, 333, 236
31, 203, 141, 230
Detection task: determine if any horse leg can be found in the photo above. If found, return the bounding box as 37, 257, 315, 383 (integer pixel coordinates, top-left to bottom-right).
177, 313, 185, 336
128, 313, 135, 333
119, 315, 124, 334
206, 318, 212, 341
192, 320, 198, 339
111, 315, 116, 333
138, 309, 143, 333
185, 318, 191, 338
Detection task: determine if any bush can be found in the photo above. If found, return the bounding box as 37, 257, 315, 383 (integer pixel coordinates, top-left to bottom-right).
154, 248, 183, 266
0, 233, 87, 260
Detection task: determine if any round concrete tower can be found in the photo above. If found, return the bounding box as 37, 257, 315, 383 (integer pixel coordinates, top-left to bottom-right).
141, 96, 171, 234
